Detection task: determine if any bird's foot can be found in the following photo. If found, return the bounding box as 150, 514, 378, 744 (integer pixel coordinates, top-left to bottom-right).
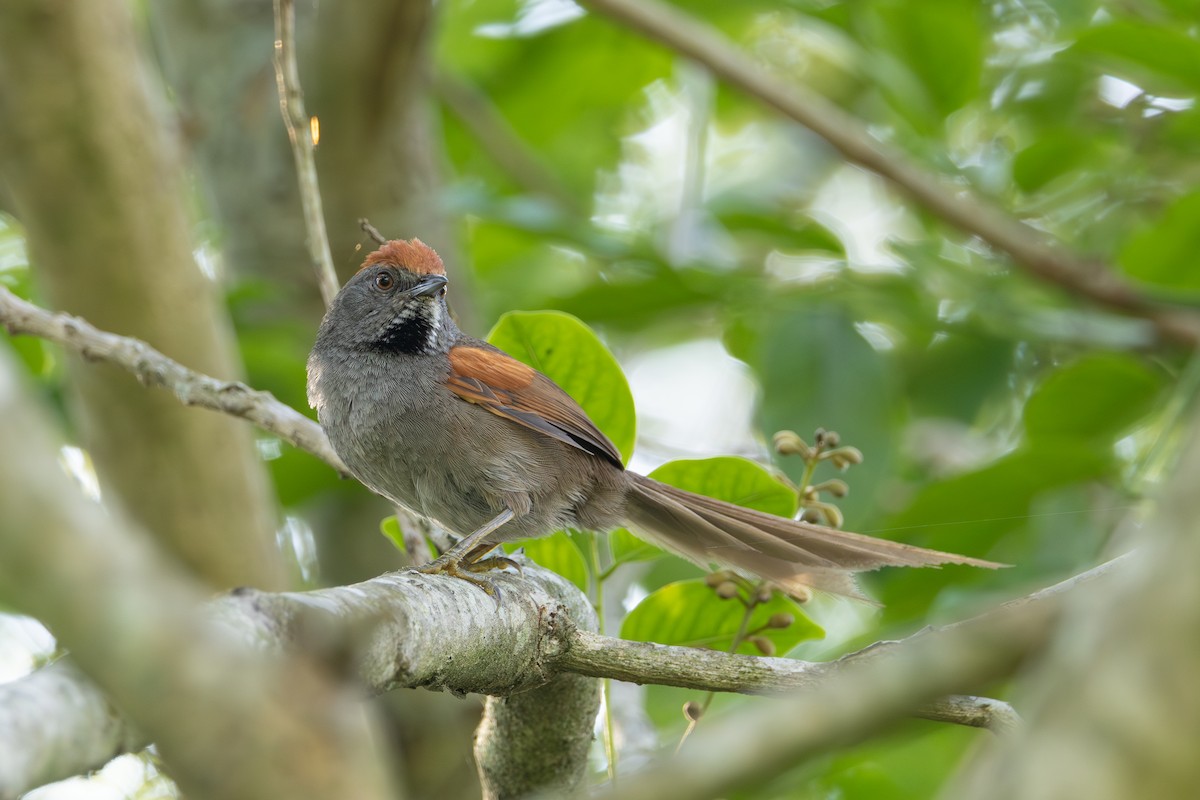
413, 551, 519, 607
467, 555, 523, 575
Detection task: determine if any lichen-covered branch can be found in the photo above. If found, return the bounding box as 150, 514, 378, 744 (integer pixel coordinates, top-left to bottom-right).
0, 660, 142, 798
6, 552, 1126, 796
561, 630, 1018, 733
0, 349, 393, 800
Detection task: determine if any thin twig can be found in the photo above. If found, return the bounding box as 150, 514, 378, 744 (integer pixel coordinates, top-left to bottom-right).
358, 218, 388, 245
273, 0, 341, 308
579, 0, 1200, 348
0, 287, 348, 475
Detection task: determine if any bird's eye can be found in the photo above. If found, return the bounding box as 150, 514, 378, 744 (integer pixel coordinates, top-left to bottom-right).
437, 285, 447, 298
374, 271, 395, 291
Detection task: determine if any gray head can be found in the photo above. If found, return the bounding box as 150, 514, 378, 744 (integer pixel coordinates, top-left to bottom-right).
314, 238, 456, 356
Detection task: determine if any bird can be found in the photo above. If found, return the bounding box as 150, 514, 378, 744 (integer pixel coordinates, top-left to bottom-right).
307, 238, 1001, 600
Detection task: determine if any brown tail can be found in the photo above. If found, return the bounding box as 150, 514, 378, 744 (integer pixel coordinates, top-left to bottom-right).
624, 473, 1004, 599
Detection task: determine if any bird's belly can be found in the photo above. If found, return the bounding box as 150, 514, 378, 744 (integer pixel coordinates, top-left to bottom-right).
330, 398, 504, 534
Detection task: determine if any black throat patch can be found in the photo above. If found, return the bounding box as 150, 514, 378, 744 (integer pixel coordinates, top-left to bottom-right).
371, 307, 436, 355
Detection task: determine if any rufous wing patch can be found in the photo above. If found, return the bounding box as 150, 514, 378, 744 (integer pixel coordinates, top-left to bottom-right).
445, 343, 624, 469
448, 345, 535, 391
361, 238, 445, 276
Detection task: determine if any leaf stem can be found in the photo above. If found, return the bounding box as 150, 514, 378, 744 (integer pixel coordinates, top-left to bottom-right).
590, 535, 619, 784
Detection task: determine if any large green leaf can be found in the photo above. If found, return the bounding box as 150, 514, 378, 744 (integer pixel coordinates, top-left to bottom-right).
1118, 191, 1200, 291
649, 456, 798, 518
486, 310, 636, 463
609, 527, 667, 565
1012, 131, 1101, 193
871, 0, 984, 121
621, 578, 823, 655
1024, 354, 1165, 443
518, 531, 590, 594
904, 332, 1014, 422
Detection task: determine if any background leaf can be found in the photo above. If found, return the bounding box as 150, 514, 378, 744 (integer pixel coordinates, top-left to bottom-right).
621, 578, 824, 655
1024, 353, 1165, 443
517, 531, 590, 593
1118, 191, 1200, 291
648, 456, 799, 517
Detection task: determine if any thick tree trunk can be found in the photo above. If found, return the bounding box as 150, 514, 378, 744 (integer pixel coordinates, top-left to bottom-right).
0, 0, 283, 590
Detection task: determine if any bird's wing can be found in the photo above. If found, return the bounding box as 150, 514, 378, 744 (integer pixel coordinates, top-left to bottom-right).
445, 342, 624, 469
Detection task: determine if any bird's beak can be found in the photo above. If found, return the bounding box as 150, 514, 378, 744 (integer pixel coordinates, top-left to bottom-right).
409, 274, 448, 297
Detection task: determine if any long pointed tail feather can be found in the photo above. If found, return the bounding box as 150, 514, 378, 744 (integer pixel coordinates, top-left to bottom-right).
624, 474, 1005, 600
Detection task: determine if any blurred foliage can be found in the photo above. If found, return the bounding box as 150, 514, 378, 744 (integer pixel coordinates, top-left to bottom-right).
3, 0, 1198, 797
428, 0, 1197, 792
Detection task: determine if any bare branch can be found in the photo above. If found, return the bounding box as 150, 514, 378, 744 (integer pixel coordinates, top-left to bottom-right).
579, 0, 1200, 348
0, 287, 347, 475
359, 217, 388, 245
273, 0, 340, 308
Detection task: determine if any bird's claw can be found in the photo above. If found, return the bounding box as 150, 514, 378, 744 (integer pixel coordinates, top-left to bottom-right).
412, 552, 521, 608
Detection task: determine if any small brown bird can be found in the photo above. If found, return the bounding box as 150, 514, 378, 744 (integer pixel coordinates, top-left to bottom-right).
307, 239, 1001, 599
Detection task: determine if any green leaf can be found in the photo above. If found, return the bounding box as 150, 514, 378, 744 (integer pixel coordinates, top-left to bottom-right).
888, 446, 1113, 549
379, 515, 407, 554
1012, 131, 1098, 193
713, 208, 846, 255
621, 578, 823, 654
486, 310, 636, 462
519, 531, 590, 593
0, 222, 48, 377
904, 333, 1014, 422
1118, 191, 1200, 291
440, 11, 672, 194
1024, 354, 1165, 443
1075, 21, 1200, 94
609, 527, 667, 565
873, 0, 984, 118
875, 444, 1113, 620
648, 456, 798, 518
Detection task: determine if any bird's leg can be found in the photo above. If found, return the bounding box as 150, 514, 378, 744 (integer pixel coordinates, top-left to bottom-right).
461, 541, 523, 576
414, 508, 517, 602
